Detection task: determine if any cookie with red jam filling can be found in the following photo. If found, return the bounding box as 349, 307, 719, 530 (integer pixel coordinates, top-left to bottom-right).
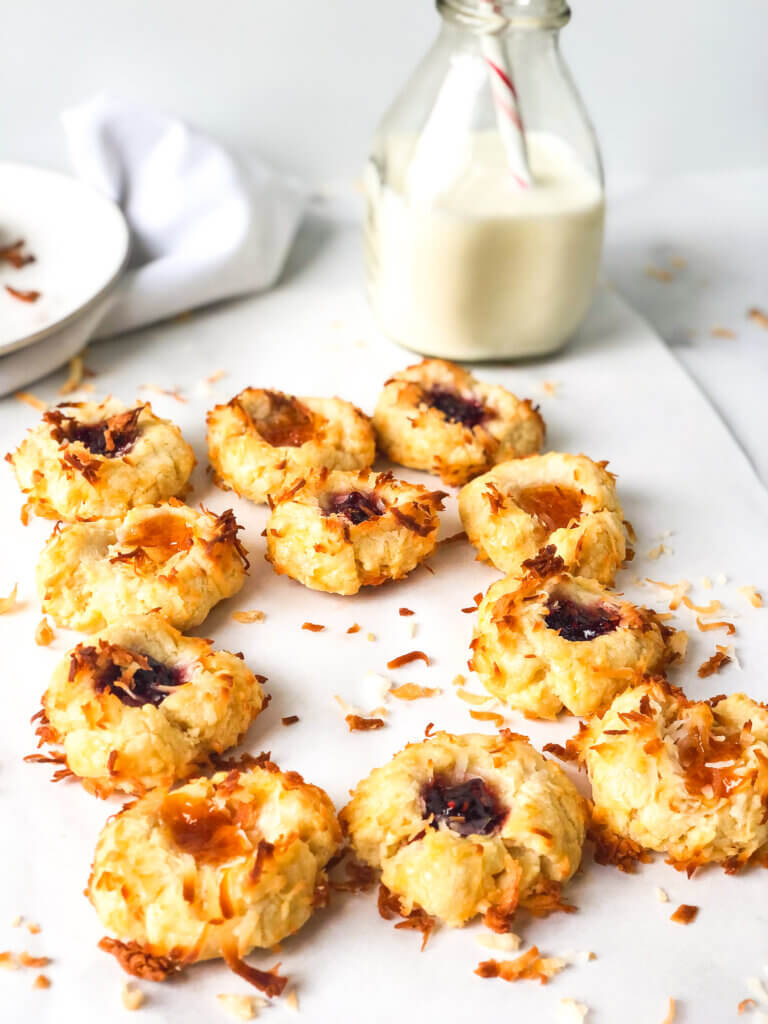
470, 548, 684, 719
341, 731, 586, 928
31, 613, 266, 796
265, 468, 446, 595
373, 359, 544, 486
7, 398, 195, 521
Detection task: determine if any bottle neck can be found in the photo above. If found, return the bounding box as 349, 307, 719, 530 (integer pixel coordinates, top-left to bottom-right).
437, 0, 570, 32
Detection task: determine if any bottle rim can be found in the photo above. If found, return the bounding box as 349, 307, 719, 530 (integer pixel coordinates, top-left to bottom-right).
437, 0, 571, 31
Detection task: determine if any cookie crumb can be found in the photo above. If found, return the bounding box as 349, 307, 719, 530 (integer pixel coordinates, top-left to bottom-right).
122, 983, 145, 1011
232, 609, 265, 623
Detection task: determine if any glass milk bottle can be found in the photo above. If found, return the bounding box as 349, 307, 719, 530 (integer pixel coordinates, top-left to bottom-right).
365, 0, 604, 360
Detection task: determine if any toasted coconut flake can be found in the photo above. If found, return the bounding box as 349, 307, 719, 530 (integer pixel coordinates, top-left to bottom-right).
696, 616, 735, 635
34, 618, 54, 646
121, 983, 145, 1011
439, 530, 468, 546
646, 578, 690, 610
698, 650, 731, 678
739, 999, 757, 1014
662, 997, 676, 1024
555, 998, 589, 1023
589, 822, 651, 873
470, 709, 505, 727
58, 355, 86, 395
285, 989, 299, 1012
346, 714, 385, 732
207, 369, 228, 384
98, 937, 179, 981
26, 923, 41, 935
6, 285, 41, 303
701, 576, 712, 590
647, 544, 665, 561
670, 904, 698, 925
475, 946, 566, 985
377, 885, 435, 951
452, 673, 467, 688
387, 650, 430, 670
711, 326, 736, 339
655, 887, 670, 903
408, 620, 418, 639
301, 622, 325, 632
399, 607, 414, 616
456, 687, 494, 706
390, 683, 440, 701
19, 953, 49, 968
347, 623, 360, 634
476, 931, 522, 952
140, 385, 187, 403
281, 715, 299, 726
15, 391, 47, 410
540, 379, 560, 397
232, 610, 265, 623
33, 974, 50, 989
739, 586, 763, 608
10, 916, 22, 928
0, 952, 17, 969
216, 993, 264, 1020
681, 596, 721, 615
645, 265, 674, 283
748, 307, 768, 329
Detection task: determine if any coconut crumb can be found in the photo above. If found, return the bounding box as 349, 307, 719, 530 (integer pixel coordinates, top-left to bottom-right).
34, 618, 54, 646
33, 974, 50, 989
285, 988, 299, 1012
555, 998, 589, 1023
701, 576, 712, 590
346, 623, 360, 634
476, 932, 522, 953
662, 997, 676, 1023
452, 673, 467, 688
540, 380, 560, 397
232, 610, 265, 623
216, 993, 265, 1020
711, 326, 736, 339
390, 683, 441, 701
15, 391, 47, 410
456, 687, 494, 706
409, 621, 418, 639
26, 923, 40, 935
121, 983, 145, 1011
0, 952, 17, 969
748, 308, 768, 329
647, 544, 666, 561
557, 951, 596, 967
655, 887, 670, 903
366, 632, 376, 642
738, 586, 763, 608
716, 573, 728, 585
10, 916, 22, 928
0, 584, 19, 615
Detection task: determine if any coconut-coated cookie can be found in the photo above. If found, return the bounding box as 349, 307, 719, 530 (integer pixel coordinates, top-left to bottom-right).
265, 468, 446, 595
34, 614, 267, 797
470, 549, 681, 719
6, 398, 195, 521
37, 500, 248, 633
566, 678, 768, 872
89, 756, 341, 986
207, 387, 375, 504
372, 359, 544, 486
459, 452, 628, 584
341, 731, 586, 928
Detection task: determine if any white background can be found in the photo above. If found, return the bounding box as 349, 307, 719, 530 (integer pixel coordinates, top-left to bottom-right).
2, 0, 767, 191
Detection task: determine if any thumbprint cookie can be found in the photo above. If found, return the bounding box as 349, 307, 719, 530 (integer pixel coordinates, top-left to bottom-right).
372, 359, 544, 486
7, 398, 195, 521
470, 549, 681, 719
88, 755, 341, 988
340, 731, 586, 929
37, 501, 248, 633
265, 468, 446, 595
563, 678, 768, 872
32, 613, 266, 797
459, 452, 628, 584
206, 387, 375, 504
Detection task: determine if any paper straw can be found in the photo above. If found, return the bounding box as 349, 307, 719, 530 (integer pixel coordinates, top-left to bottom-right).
479, 2, 532, 187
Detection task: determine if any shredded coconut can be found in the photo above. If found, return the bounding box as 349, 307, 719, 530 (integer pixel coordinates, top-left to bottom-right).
121, 983, 145, 1011
554, 998, 589, 1023
476, 932, 522, 952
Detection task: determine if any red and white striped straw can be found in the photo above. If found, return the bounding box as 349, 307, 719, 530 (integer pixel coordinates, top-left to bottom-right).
479, 2, 532, 187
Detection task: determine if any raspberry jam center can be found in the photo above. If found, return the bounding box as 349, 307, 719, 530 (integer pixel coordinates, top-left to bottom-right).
544, 592, 621, 642
423, 776, 505, 837
426, 388, 487, 429
94, 653, 186, 707
45, 408, 141, 457
516, 485, 582, 533
324, 490, 384, 525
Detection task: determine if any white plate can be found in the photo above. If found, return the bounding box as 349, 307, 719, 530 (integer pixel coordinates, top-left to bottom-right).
0, 162, 129, 355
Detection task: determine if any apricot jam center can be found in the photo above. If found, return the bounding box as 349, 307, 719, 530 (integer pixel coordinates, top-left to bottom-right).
426, 388, 487, 429
423, 777, 504, 837
544, 591, 621, 642
324, 490, 384, 525
516, 485, 582, 533
121, 513, 194, 561
160, 793, 250, 863
93, 652, 185, 707
257, 391, 315, 447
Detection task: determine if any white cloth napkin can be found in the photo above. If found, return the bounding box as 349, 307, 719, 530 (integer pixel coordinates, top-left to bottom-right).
2, 95, 307, 391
